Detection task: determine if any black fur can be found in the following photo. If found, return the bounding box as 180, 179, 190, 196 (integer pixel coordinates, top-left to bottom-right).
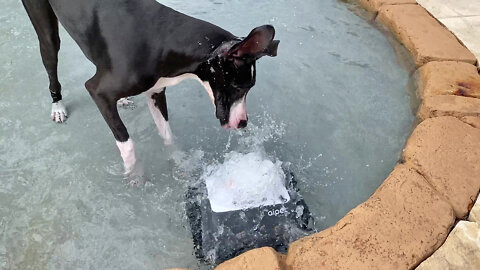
22, 0, 279, 142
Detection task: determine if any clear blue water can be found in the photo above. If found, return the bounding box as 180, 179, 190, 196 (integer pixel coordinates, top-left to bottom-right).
0, 0, 413, 269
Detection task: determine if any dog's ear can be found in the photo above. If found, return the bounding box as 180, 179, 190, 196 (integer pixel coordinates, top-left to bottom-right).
226, 25, 280, 64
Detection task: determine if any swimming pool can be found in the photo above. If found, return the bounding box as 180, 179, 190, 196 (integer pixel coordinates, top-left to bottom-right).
0, 0, 413, 269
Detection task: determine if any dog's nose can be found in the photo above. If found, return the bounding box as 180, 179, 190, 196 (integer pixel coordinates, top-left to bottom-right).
238, 120, 247, 129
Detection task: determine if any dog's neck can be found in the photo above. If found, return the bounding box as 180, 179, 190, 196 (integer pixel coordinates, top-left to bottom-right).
151, 22, 237, 77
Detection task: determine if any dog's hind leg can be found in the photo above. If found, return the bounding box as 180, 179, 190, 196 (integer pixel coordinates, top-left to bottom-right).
146, 88, 173, 145
22, 0, 66, 123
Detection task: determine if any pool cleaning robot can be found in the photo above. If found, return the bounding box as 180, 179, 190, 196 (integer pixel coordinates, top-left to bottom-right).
185, 151, 314, 265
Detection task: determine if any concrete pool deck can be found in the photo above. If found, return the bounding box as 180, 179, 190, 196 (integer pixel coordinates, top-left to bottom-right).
170, 0, 480, 269
417, 0, 480, 63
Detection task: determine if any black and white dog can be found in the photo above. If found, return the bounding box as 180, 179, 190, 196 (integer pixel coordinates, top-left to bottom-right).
22, 0, 279, 176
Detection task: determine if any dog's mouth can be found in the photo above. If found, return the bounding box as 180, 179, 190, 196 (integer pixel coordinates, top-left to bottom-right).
221, 97, 248, 130
222, 119, 248, 130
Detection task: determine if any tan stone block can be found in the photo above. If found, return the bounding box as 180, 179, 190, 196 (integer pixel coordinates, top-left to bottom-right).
418, 95, 480, 120
460, 116, 480, 129
418, 0, 480, 63
403, 116, 480, 218
416, 221, 480, 270
215, 247, 285, 270
358, 0, 417, 12
286, 165, 454, 270
377, 5, 476, 66
469, 197, 480, 223
418, 61, 480, 98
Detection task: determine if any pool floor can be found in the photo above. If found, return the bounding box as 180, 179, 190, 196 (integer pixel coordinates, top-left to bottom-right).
0, 0, 413, 269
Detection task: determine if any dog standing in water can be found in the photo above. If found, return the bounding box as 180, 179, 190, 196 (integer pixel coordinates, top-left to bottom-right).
22, 0, 279, 181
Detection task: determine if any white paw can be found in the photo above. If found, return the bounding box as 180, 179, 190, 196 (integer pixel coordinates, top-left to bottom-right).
116, 139, 137, 174
51, 101, 68, 123
117, 97, 135, 108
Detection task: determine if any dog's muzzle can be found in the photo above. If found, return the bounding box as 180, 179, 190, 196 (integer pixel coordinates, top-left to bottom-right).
224, 97, 247, 129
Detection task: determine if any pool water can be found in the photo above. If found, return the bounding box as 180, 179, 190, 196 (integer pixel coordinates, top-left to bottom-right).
0, 0, 413, 269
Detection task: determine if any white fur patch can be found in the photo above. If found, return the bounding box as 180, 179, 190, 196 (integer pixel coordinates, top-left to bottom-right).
152, 73, 198, 88
151, 73, 215, 106
145, 90, 173, 145
116, 139, 137, 174
51, 101, 68, 123
228, 96, 247, 129
144, 73, 215, 143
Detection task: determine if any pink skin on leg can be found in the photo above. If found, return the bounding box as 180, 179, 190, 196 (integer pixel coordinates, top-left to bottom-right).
224, 96, 247, 129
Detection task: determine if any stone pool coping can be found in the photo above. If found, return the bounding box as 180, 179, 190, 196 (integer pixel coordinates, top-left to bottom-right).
171, 1, 480, 269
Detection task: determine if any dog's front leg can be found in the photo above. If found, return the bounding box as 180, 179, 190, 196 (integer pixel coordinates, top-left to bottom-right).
98, 98, 144, 183
146, 88, 173, 145
86, 75, 143, 185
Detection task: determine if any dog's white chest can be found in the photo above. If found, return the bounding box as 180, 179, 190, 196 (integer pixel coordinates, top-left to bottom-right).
148, 73, 214, 105
152, 73, 199, 89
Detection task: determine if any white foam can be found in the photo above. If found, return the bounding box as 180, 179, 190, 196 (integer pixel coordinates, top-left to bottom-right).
203, 150, 290, 213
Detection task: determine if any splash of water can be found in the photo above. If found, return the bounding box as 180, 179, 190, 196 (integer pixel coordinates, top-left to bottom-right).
171, 113, 286, 183
202, 150, 289, 212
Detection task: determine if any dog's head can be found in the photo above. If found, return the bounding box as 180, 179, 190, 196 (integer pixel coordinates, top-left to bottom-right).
199, 25, 279, 129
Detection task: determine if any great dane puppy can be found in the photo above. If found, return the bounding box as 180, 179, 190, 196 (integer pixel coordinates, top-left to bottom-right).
22, 0, 279, 178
